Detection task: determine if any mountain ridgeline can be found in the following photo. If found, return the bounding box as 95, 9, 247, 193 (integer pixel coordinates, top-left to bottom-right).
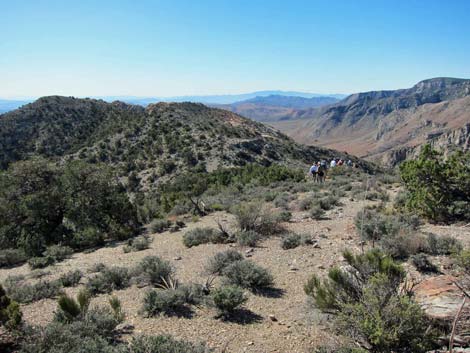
213, 94, 340, 122
0, 96, 369, 187
271, 77, 470, 166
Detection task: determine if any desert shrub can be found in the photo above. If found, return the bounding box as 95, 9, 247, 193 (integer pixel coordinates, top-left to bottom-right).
310, 206, 326, 220
299, 196, 314, 211
126, 335, 209, 353
124, 235, 152, 253
150, 219, 172, 233
176, 284, 206, 306
426, 233, 462, 255
182, 227, 229, 247
274, 193, 291, 209
44, 245, 74, 262
6, 279, 63, 303
222, 260, 273, 290
0, 249, 27, 268
319, 196, 340, 211
0, 284, 22, 330
278, 210, 292, 222
281, 233, 302, 249
231, 202, 282, 236
400, 145, 470, 222
86, 267, 130, 294
89, 262, 107, 273
142, 289, 187, 316
132, 256, 173, 287
454, 249, 470, 274
28, 256, 55, 269
212, 285, 247, 317
304, 249, 435, 353
59, 270, 83, 287
22, 303, 124, 353
206, 250, 244, 275
236, 230, 262, 247
380, 233, 428, 259
355, 209, 409, 246
411, 253, 438, 273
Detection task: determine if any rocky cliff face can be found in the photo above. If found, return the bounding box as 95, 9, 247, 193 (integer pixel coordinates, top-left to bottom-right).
382, 123, 470, 165
271, 78, 470, 166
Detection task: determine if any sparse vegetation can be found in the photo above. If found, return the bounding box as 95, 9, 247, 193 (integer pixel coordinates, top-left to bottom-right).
132, 256, 174, 287
212, 285, 247, 318
222, 260, 273, 290
59, 270, 83, 287
236, 230, 262, 247
182, 227, 231, 247
86, 266, 131, 295
206, 250, 244, 275
305, 250, 436, 353
123, 235, 152, 253
5, 278, 63, 303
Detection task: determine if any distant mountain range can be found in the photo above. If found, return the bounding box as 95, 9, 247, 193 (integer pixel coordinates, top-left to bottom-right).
0, 91, 346, 113
213, 95, 340, 122
270, 77, 470, 166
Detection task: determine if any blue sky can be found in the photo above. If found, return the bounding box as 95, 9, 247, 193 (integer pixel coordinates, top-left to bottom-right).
2, 0, 470, 98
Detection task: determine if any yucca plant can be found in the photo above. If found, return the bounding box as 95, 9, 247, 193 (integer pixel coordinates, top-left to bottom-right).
109, 295, 125, 322
55, 289, 91, 323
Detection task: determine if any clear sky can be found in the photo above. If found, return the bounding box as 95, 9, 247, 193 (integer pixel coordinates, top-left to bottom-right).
2, 0, 470, 98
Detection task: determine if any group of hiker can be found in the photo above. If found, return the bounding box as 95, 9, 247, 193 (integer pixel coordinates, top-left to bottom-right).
309, 158, 353, 183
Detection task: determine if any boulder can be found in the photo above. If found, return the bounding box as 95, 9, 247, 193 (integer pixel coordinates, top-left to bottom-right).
414, 275, 465, 321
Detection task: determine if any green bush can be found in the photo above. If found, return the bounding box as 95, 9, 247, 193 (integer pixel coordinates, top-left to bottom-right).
0, 249, 27, 268
310, 206, 326, 220
426, 233, 462, 255
43, 245, 74, 262
6, 279, 63, 303
277, 210, 292, 222
0, 159, 140, 256
182, 227, 230, 247
281, 233, 302, 249
231, 202, 282, 236
222, 260, 273, 290
126, 335, 209, 353
132, 256, 174, 287
59, 270, 83, 287
142, 289, 187, 316
454, 249, 470, 274
319, 196, 340, 211
400, 145, 470, 222
354, 208, 414, 248
206, 250, 244, 275
411, 253, 438, 273
150, 219, 172, 233
123, 235, 152, 253
236, 230, 262, 247
299, 196, 314, 211
0, 284, 22, 330
212, 285, 247, 317
304, 250, 435, 353
28, 256, 55, 269
86, 267, 131, 294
